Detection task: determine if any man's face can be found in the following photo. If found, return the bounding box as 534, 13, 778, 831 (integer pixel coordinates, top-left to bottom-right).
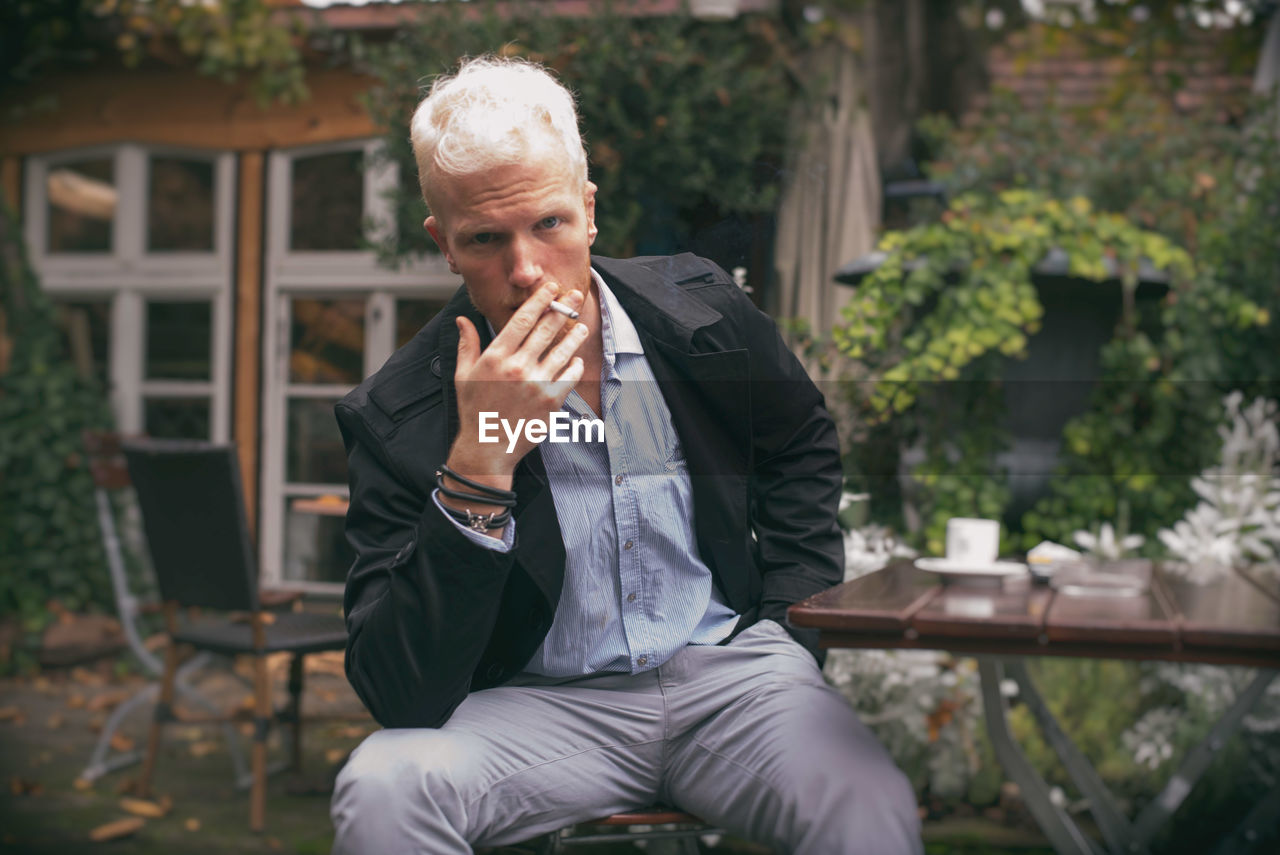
425, 153, 597, 333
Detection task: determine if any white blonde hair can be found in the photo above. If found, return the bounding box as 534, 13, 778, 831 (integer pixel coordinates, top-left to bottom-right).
410, 56, 588, 213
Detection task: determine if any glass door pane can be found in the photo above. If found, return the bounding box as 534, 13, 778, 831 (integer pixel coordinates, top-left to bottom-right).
148, 156, 216, 252
47, 158, 115, 253
290, 297, 365, 384
280, 294, 366, 585
290, 150, 364, 251
142, 299, 215, 440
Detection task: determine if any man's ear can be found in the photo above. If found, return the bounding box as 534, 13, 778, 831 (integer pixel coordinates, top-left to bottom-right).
584, 181, 598, 245
425, 216, 459, 274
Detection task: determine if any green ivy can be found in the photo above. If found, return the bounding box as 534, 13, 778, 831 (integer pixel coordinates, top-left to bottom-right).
346, 0, 803, 262
923, 91, 1279, 549
0, 205, 114, 666
831, 189, 1215, 552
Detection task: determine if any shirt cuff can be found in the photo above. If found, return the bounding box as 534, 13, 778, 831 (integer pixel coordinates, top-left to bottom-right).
432, 488, 515, 553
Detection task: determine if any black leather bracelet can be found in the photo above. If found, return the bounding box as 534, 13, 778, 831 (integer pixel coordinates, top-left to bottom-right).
436, 483, 518, 508
436, 465, 516, 501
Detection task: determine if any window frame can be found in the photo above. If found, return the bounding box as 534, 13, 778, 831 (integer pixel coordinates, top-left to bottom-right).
24, 144, 234, 439
261, 139, 457, 592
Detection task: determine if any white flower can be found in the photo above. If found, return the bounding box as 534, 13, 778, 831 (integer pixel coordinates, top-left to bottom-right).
1157, 393, 1280, 584
1073, 522, 1145, 560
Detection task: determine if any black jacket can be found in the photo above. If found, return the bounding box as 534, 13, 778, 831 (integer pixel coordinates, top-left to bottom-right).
336, 254, 844, 728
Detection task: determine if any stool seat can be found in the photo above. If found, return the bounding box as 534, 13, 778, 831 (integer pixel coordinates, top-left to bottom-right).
583, 808, 705, 826
551, 805, 720, 853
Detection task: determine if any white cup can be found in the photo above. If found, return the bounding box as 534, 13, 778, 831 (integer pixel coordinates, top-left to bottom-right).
945, 518, 1000, 565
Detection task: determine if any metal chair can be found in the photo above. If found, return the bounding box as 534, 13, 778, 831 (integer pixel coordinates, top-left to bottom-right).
121, 437, 349, 832
81, 430, 260, 787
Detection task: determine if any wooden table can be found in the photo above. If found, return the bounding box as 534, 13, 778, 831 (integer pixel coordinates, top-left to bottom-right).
789, 559, 1280, 855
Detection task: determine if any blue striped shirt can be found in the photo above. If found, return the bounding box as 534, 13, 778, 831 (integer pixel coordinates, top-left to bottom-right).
434, 270, 739, 677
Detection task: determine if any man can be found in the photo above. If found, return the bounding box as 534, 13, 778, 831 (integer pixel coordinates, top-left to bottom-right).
330, 56, 921, 854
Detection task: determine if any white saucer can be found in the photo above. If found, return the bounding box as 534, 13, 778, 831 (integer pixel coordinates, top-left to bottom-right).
914, 557, 1029, 578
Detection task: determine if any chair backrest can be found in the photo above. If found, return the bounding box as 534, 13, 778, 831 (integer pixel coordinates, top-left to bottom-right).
82, 429, 164, 674
122, 438, 260, 612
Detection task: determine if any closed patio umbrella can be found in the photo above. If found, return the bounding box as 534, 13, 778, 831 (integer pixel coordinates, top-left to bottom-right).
772, 31, 880, 372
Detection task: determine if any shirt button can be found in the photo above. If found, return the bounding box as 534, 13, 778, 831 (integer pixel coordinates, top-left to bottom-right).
626, 592, 637, 603
615, 474, 625, 485
636, 656, 648, 667
624, 540, 634, 550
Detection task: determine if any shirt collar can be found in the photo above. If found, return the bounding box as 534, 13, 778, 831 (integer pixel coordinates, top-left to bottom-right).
592, 267, 644, 356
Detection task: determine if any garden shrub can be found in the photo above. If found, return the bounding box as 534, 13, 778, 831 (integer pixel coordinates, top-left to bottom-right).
922, 91, 1279, 548
343, 0, 803, 264
0, 205, 114, 669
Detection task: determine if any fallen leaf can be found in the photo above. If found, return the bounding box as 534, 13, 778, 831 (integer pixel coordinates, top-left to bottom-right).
109, 733, 135, 753
46, 714, 64, 730
9, 776, 43, 796
87, 690, 131, 713
66, 694, 86, 710
266, 836, 283, 850
306, 651, 346, 676
74, 777, 94, 792
71, 666, 106, 687
189, 741, 219, 758
0, 706, 22, 722
144, 634, 167, 652
120, 797, 167, 818
184, 817, 201, 832
319, 690, 337, 704
325, 748, 347, 765
88, 714, 106, 733
331, 725, 368, 739
33, 677, 53, 692
158, 794, 173, 811
88, 817, 145, 842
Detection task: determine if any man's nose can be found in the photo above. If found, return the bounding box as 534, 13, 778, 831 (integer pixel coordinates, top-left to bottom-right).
507, 236, 543, 290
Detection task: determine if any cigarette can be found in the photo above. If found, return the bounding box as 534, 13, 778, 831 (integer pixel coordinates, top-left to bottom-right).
549, 300, 579, 319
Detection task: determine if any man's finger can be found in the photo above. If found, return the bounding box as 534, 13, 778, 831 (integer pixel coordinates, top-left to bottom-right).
488, 284, 559, 356
515, 289, 584, 366
545, 356, 586, 401
455, 316, 481, 372
533, 321, 589, 382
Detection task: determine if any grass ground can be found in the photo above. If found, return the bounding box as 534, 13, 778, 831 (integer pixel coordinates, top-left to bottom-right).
0, 658, 1054, 855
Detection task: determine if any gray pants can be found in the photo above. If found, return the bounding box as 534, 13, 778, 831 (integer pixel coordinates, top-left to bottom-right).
331, 620, 922, 854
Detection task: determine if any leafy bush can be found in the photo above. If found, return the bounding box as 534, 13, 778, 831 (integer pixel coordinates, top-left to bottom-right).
830, 189, 1235, 554
0, 205, 113, 664
343, 0, 802, 262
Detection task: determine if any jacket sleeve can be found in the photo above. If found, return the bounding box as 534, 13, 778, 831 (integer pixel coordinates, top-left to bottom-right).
336, 402, 516, 728
725, 278, 845, 659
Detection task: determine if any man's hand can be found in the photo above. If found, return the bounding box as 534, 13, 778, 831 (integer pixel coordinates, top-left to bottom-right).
444, 284, 588, 499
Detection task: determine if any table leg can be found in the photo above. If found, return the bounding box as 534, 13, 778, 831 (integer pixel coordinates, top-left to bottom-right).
1004, 660, 1143, 854
1131, 669, 1277, 847
978, 658, 1101, 855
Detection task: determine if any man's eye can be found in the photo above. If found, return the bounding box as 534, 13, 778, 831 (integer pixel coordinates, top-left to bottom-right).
538, 216, 561, 230
471, 233, 495, 245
